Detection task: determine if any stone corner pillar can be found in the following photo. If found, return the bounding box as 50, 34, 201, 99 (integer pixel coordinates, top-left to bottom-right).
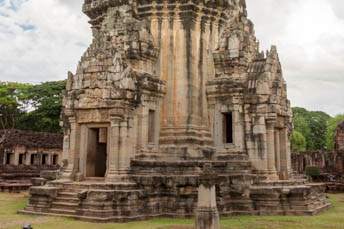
265, 118, 278, 180
61, 116, 79, 181
106, 116, 121, 182
106, 116, 133, 183
195, 163, 220, 229
279, 127, 291, 180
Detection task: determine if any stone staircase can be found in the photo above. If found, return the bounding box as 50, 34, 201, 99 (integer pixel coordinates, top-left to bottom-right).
20, 180, 146, 221
49, 190, 79, 215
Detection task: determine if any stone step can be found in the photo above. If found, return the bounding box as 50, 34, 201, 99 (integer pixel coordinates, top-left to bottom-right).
58, 191, 79, 198
49, 208, 77, 215
61, 182, 138, 191
254, 179, 308, 187
55, 196, 79, 203
51, 201, 79, 211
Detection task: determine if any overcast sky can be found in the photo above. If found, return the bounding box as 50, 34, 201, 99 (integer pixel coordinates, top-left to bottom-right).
0, 0, 343, 116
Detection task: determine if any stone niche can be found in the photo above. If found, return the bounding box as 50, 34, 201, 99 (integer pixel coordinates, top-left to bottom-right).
21, 0, 331, 222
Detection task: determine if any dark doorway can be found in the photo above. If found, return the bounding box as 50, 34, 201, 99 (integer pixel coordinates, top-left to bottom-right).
223, 112, 233, 144
42, 154, 48, 165
5, 153, 13, 165
30, 154, 35, 165
52, 155, 58, 165
86, 128, 107, 178
19, 154, 25, 165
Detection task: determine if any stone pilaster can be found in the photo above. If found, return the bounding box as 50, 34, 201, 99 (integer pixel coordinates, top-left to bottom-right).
47, 154, 52, 166
118, 119, 130, 175
2, 153, 6, 165
25, 153, 31, 165
62, 117, 79, 180
279, 128, 289, 180
106, 116, 121, 182
13, 151, 19, 166
266, 119, 277, 179
106, 116, 132, 182
274, 129, 281, 173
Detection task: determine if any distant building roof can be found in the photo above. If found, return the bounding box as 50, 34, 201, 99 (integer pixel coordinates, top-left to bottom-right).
0, 129, 63, 149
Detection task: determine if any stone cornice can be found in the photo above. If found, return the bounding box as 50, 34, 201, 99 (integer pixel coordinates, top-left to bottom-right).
83, 0, 246, 22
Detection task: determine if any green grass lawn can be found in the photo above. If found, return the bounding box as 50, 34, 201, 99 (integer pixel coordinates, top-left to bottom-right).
1, 192, 344, 229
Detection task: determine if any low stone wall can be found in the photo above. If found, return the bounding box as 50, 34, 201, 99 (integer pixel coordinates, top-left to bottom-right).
0, 164, 60, 192
292, 150, 344, 192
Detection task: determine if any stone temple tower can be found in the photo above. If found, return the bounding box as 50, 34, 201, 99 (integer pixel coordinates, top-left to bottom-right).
22, 0, 330, 221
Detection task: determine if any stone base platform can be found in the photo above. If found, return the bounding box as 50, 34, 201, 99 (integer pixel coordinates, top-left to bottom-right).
0, 181, 32, 193
20, 159, 331, 222
326, 182, 344, 193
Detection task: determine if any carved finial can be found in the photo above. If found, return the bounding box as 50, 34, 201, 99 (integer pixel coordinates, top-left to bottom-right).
199, 163, 218, 188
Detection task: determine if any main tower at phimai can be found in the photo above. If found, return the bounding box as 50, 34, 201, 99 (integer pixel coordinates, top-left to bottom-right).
22, 0, 330, 221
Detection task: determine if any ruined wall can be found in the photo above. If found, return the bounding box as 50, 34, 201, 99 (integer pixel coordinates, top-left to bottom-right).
292, 151, 344, 175
293, 122, 344, 175
0, 129, 63, 167
0, 129, 62, 185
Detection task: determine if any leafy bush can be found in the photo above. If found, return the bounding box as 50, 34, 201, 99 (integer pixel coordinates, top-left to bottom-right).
305, 166, 321, 178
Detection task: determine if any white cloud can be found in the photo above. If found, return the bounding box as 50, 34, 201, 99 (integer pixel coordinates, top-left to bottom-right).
0, 0, 91, 83
0, 0, 343, 116
247, 0, 344, 115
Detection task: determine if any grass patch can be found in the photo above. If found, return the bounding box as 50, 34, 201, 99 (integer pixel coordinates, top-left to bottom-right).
0, 193, 344, 229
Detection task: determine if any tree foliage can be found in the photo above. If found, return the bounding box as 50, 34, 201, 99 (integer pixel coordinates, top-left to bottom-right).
326, 114, 344, 150
0, 82, 30, 129
291, 131, 306, 152
0, 81, 66, 133
292, 107, 331, 151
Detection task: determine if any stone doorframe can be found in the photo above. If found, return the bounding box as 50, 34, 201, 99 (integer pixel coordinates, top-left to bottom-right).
78, 123, 110, 181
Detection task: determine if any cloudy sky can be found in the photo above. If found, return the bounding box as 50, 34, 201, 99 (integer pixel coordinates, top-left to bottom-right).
0, 0, 343, 116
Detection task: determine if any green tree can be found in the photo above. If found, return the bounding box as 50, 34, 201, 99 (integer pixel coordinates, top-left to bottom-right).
291, 130, 306, 152
16, 81, 66, 133
308, 111, 331, 150
0, 82, 31, 130
326, 114, 344, 150
292, 107, 331, 151
0, 81, 65, 133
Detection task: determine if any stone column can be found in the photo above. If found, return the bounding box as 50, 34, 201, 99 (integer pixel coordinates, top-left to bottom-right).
106, 116, 121, 182
118, 119, 131, 175
196, 164, 220, 229
266, 120, 277, 179
76, 125, 88, 180
47, 154, 52, 166
14, 151, 19, 166
25, 153, 31, 165
2, 153, 6, 165
62, 117, 80, 180
274, 129, 281, 173
279, 128, 289, 180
